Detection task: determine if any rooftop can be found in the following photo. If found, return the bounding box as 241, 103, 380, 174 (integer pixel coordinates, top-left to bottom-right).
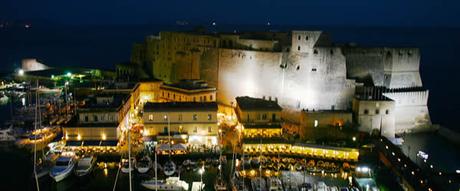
78, 93, 130, 112
243, 124, 282, 129
236, 96, 282, 111
161, 79, 216, 92
144, 102, 218, 112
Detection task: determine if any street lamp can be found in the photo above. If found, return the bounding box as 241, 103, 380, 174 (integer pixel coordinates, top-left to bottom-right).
18, 69, 24, 76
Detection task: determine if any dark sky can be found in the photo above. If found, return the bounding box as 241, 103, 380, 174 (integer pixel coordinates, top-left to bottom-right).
1, 0, 460, 27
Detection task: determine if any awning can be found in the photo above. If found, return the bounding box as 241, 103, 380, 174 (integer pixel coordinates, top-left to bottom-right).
83, 140, 101, 146
171, 143, 187, 151
66, 141, 83, 147
100, 140, 118, 146
155, 143, 187, 151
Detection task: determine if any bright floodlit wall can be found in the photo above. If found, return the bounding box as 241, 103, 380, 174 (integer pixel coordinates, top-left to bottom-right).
242, 127, 283, 138
383, 90, 431, 133
242, 143, 359, 161
352, 98, 396, 138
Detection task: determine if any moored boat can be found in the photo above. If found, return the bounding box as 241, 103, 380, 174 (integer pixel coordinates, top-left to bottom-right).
163, 160, 176, 176
75, 155, 96, 177
120, 157, 136, 173
141, 177, 189, 191
49, 156, 76, 182
136, 155, 152, 173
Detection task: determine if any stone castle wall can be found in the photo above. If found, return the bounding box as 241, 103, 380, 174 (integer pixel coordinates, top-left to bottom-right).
343, 47, 422, 88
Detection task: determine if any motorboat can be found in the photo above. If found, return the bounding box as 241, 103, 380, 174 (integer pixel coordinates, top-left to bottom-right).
120, 157, 136, 173
75, 155, 97, 177
49, 156, 76, 182
136, 155, 152, 173
163, 160, 176, 176
267, 177, 283, 191
141, 177, 189, 191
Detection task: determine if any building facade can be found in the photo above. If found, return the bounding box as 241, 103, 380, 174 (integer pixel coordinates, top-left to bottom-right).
143, 102, 218, 146
159, 79, 216, 103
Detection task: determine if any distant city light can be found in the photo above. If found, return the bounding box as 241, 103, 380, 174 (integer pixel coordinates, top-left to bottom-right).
352, 136, 356, 142
66, 72, 72, 77
18, 69, 24, 76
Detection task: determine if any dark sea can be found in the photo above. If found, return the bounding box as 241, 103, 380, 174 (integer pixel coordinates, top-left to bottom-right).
1, 25, 460, 190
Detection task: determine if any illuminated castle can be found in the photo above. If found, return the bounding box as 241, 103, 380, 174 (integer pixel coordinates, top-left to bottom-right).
131, 30, 431, 135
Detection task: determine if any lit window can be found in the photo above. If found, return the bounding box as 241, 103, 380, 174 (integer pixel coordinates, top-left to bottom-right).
208, 114, 212, 120
164, 115, 168, 121
179, 126, 183, 133
314, 120, 318, 127
149, 114, 153, 121
208, 126, 212, 133
210, 95, 213, 101
193, 114, 198, 120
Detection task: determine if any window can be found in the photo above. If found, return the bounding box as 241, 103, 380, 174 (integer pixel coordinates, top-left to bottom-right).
385, 110, 389, 115
178, 114, 182, 121
208, 126, 212, 133
312, 68, 317, 72
364, 109, 369, 114
164, 127, 168, 134
94, 115, 98, 122
314, 49, 318, 54
208, 114, 212, 120
84, 116, 88, 122
179, 126, 183, 133
305, 36, 309, 41
375, 109, 380, 115
298, 46, 301, 51
164, 115, 168, 121
298, 35, 301, 40
210, 95, 213, 101
262, 113, 267, 120
167, 92, 170, 98
204, 96, 207, 101
314, 120, 318, 127
296, 65, 300, 70
257, 114, 261, 120
193, 97, 196, 102
148, 114, 153, 121
193, 127, 198, 133
193, 114, 197, 121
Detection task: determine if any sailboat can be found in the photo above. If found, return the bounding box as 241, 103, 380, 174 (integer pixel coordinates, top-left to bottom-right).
163, 114, 176, 176
214, 145, 227, 191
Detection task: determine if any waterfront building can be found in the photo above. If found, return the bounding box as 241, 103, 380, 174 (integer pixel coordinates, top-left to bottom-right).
63, 92, 132, 147
159, 79, 216, 103
143, 102, 218, 146
235, 96, 283, 138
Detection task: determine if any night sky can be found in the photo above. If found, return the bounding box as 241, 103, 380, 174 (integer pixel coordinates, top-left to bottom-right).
1, 0, 460, 27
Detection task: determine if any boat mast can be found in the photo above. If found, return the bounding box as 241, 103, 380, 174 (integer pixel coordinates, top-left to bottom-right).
33, 80, 40, 191
155, 144, 158, 191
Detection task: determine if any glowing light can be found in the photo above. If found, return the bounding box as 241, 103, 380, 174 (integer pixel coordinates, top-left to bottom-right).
101, 134, 106, 140
77, 134, 81, 140
352, 136, 356, 142
21, 97, 25, 106
18, 69, 24, 76
104, 168, 108, 176
314, 120, 318, 127
66, 72, 72, 77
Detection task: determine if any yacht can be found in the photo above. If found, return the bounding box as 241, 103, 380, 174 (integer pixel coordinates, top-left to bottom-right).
49, 156, 76, 182
121, 157, 136, 173
141, 177, 189, 191
75, 155, 96, 177
136, 155, 152, 173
